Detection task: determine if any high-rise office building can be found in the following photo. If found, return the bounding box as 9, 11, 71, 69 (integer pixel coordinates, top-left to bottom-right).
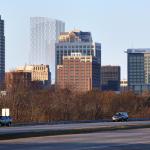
57, 53, 101, 92
56, 30, 101, 86
0, 15, 5, 88
127, 49, 150, 93
56, 30, 101, 65
30, 17, 65, 83
101, 65, 120, 91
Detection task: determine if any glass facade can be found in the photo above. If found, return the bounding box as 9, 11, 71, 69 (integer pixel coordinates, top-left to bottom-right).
128, 53, 144, 85
127, 49, 150, 93
101, 66, 120, 91
56, 42, 101, 66
0, 16, 5, 87
30, 17, 65, 83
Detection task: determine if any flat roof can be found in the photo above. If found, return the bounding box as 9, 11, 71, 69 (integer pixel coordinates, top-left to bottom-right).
126, 48, 150, 53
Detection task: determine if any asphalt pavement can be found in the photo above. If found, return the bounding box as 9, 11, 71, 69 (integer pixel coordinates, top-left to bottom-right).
0, 128, 150, 150
0, 120, 150, 134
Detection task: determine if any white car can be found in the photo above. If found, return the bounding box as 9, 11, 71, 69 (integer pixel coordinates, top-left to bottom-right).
112, 112, 128, 122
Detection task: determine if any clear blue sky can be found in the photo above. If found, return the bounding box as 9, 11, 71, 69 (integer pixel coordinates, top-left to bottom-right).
1, 0, 150, 79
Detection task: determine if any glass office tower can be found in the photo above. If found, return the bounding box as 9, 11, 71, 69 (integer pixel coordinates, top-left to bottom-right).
127, 49, 150, 93
30, 17, 65, 83
56, 30, 101, 65
0, 15, 5, 87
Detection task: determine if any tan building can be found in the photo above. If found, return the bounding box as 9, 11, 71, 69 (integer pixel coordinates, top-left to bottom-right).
120, 80, 128, 92
16, 64, 51, 86
57, 53, 100, 92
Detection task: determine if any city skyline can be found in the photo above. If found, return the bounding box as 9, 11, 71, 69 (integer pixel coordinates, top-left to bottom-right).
1, 1, 150, 147
1, 0, 150, 80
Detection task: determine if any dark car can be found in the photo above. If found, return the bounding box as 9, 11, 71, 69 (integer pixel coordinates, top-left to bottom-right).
0, 116, 12, 126
112, 112, 128, 122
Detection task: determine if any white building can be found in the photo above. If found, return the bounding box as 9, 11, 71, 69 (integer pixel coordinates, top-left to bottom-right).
30, 17, 65, 83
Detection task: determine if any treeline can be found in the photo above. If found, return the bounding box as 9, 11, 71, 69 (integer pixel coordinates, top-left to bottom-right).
0, 86, 150, 123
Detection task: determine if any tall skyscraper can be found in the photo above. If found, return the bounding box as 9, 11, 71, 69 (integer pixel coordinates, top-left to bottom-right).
127, 49, 150, 93
56, 30, 101, 91
101, 65, 120, 91
56, 30, 101, 87
0, 15, 5, 87
56, 30, 101, 66
30, 17, 65, 83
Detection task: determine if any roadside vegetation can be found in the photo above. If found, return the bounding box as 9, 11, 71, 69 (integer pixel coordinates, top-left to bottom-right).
0, 85, 150, 123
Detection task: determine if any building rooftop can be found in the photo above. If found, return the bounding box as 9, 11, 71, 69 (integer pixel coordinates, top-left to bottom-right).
126, 48, 150, 53
59, 30, 92, 43
102, 65, 120, 67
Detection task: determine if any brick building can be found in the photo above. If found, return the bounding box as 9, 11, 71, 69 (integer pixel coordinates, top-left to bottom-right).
57, 53, 100, 92
5, 72, 32, 90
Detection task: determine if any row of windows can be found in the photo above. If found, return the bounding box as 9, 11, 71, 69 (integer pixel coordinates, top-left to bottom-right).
57, 50, 94, 54
128, 59, 144, 63
56, 45, 94, 49
128, 68, 144, 70
33, 67, 48, 71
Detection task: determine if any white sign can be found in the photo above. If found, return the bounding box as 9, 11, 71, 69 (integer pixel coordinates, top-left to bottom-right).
0, 91, 6, 96
2, 108, 10, 116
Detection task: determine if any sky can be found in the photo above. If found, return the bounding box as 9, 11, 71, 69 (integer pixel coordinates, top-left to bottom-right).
1, 0, 150, 79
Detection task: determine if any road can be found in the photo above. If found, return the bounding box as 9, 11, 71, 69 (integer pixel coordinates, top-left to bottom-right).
0, 128, 150, 150
0, 120, 150, 135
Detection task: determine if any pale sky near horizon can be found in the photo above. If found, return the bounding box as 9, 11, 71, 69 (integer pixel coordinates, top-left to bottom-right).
1, 0, 150, 80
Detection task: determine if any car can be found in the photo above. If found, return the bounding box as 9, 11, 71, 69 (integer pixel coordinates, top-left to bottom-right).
112, 112, 128, 122
0, 116, 12, 126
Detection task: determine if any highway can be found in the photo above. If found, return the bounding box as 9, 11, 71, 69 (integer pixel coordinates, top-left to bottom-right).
0, 120, 150, 135
0, 128, 150, 150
